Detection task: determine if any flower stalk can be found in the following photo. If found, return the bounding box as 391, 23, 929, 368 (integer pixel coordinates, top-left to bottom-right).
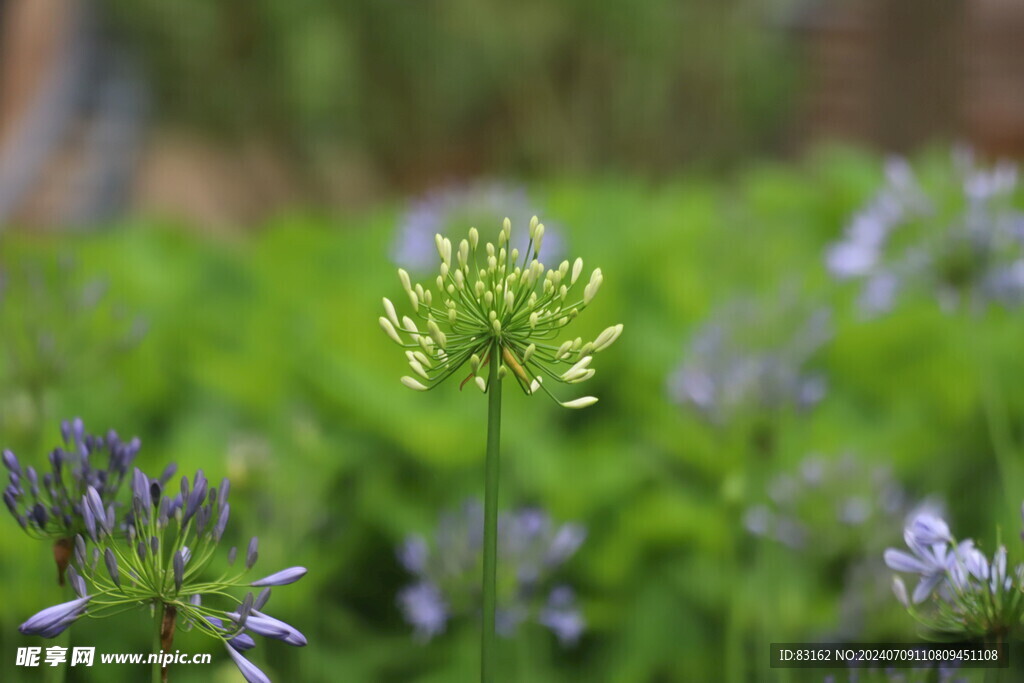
482, 342, 502, 683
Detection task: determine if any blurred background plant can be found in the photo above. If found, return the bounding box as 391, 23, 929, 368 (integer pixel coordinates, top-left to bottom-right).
3, 0, 1024, 681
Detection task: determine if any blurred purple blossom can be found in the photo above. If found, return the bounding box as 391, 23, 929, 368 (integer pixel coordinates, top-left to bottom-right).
396, 500, 585, 646
668, 297, 832, 425
826, 149, 1024, 314
393, 181, 565, 270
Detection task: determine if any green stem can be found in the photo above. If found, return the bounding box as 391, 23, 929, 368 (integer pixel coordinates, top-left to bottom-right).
481, 342, 502, 683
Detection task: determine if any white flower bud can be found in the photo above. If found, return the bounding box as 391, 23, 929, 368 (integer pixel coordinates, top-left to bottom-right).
427, 320, 447, 349
469, 227, 479, 250
458, 239, 469, 267
593, 324, 623, 352
492, 319, 501, 334
401, 376, 429, 391
379, 317, 403, 345
522, 343, 536, 363
561, 396, 598, 409
408, 289, 419, 312
382, 298, 400, 328
571, 258, 583, 285
561, 356, 593, 381
398, 268, 411, 293
409, 358, 430, 380
584, 268, 603, 305
448, 308, 457, 324
529, 215, 539, 240
497, 365, 508, 379
475, 376, 487, 393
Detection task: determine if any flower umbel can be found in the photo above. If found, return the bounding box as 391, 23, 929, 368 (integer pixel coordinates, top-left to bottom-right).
884, 511, 1024, 639
17, 465, 308, 683
381, 217, 621, 408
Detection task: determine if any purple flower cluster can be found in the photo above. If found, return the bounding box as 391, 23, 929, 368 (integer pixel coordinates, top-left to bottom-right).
397, 500, 586, 646
744, 453, 911, 554
393, 181, 564, 271
2, 418, 151, 542
885, 512, 1018, 606
11, 420, 309, 683
668, 298, 831, 425
826, 150, 1024, 314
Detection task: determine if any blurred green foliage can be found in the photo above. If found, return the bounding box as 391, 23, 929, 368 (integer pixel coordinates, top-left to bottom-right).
2, 147, 1022, 681
102, 0, 798, 182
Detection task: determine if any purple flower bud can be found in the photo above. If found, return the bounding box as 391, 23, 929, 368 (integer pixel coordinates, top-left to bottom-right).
195, 505, 211, 536
213, 504, 230, 541
218, 478, 230, 511
150, 481, 162, 508
74, 535, 87, 566
251, 566, 307, 587
151, 535, 159, 556
2, 449, 19, 473
229, 632, 256, 651
224, 642, 271, 683
227, 546, 238, 565
48, 449, 63, 476
189, 470, 207, 509
159, 462, 177, 485
228, 610, 307, 647
82, 496, 97, 541
19, 596, 91, 637
173, 551, 185, 593
31, 503, 48, 528
190, 595, 202, 607
137, 541, 147, 560
236, 592, 255, 629
246, 537, 258, 569
180, 475, 190, 500
26, 466, 38, 495
254, 588, 271, 611
3, 489, 17, 517
66, 566, 87, 598
104, 548, 121, 588
85, 487, 107, 534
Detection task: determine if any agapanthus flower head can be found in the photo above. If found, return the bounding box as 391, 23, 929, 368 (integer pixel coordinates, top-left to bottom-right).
18, 464, 309, 683
668, 297, 831, 425
3, 418, 162, 584
827, 149, 1024, 314
397, 500, 586, 646
885, 510, 1024, 638
381, 217, 622, 408
393, 182, 564, 271
744, 452, 912, 556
